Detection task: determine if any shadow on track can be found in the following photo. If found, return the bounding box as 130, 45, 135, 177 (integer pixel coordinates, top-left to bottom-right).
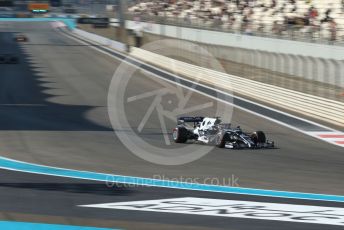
0, 182, 135, 196
0, 31, 112, 131
20, 43, 96, 47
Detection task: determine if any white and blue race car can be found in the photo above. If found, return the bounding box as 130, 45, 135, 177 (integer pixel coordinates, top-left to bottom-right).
172, 117, 275, 149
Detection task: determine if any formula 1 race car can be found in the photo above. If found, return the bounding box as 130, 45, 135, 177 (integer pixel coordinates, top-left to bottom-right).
14, 34, 28, 42
172, 117, 275, 149
0, 54, 19, 64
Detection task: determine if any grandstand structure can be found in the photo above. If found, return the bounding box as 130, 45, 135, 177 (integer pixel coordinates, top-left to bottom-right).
128, 0, 344, 43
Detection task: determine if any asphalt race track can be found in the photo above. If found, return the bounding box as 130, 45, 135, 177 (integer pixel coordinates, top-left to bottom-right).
0, 21, 344, 229
2, 168, 344, 230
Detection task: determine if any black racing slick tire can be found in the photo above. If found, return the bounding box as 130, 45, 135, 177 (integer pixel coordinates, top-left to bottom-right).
215, 133, 230, 148
173, 127, 188, 143
251, 131, 266, 144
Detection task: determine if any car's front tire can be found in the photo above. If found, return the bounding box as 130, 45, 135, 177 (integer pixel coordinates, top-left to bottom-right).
251, 131, 266, 145
215, 133, 230, 148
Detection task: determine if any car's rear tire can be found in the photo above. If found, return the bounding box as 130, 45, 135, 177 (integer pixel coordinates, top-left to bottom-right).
215, 133, 230, 148
251, 131, 266, 144
173, 127, 188, 143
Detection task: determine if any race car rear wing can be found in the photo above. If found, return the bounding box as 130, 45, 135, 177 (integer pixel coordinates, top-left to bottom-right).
177, 116, 204, 124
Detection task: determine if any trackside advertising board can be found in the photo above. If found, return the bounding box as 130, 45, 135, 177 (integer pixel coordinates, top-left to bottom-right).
28, 3, 50, 13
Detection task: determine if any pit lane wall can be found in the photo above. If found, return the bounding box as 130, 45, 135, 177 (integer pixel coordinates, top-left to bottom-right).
126, 20, 344, 88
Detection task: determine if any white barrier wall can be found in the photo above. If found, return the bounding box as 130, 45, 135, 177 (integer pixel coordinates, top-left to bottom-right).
126, 21, 344, 60
126, 20, 344, 87
129, 47, 344, 127
73, 28, 126, 52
